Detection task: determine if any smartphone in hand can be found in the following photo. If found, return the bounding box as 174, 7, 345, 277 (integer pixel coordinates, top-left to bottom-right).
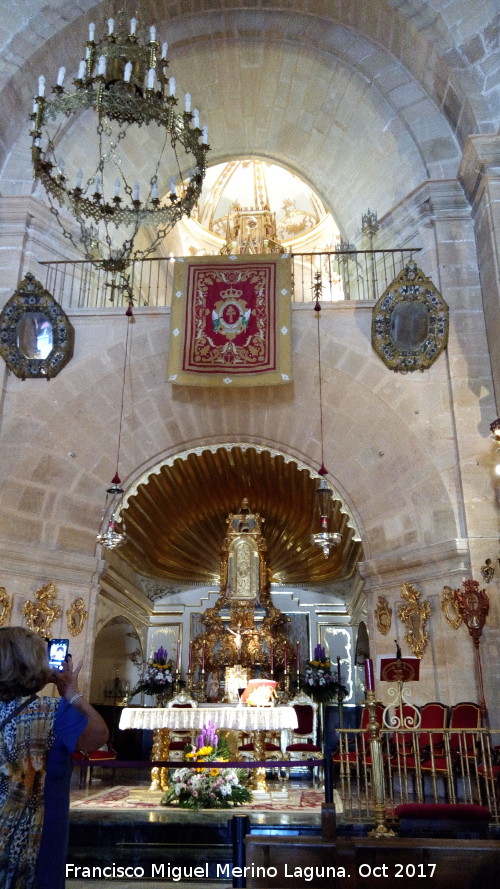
48, 638, 69, 671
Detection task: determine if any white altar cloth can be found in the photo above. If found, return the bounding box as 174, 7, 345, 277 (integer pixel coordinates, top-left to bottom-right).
119, 704, 298, 733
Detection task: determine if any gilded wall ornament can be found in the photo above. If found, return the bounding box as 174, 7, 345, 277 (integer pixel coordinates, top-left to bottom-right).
371, 261, 449, 373
67, 597, 88, 637
397, 582, 431, 659
23, 583, 61, 635
375, 595, 392, 635
0, 587, 12, 626
440, 585, 463, 630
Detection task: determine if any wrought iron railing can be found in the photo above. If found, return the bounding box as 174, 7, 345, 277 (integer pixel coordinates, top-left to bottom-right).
38, 248, 421, 310
334, 726, 499, 824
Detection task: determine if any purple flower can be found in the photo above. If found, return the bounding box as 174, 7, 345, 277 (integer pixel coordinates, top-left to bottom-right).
153, 646, 169, 663
314, 644, 326, 661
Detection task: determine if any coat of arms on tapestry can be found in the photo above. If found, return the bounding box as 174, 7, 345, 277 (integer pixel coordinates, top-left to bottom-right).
167, 254, 293, 387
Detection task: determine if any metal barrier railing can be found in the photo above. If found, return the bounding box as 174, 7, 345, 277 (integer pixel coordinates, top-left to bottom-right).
38, 248, 421, 310
334, 726, 499, 824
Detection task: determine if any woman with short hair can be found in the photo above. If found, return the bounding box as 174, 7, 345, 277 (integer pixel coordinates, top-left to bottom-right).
0, 626, 108, 889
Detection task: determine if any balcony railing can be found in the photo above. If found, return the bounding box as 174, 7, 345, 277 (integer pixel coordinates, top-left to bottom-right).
38, 249, 421, 311
334, 725, 499, 824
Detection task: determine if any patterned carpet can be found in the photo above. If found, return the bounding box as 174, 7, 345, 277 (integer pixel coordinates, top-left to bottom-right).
71, 785, 331, 812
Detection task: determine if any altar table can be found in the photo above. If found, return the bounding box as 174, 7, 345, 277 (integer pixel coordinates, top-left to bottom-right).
119, 704, 298, 792
119, 704, 298, 733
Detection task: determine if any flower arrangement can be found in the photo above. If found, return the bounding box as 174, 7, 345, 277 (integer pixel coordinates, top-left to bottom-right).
130, 646, 174, 702
301, 644, 348, 704
161, 721, 251, 809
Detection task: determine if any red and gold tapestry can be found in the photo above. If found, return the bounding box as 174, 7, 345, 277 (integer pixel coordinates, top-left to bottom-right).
167, 254, 293, 387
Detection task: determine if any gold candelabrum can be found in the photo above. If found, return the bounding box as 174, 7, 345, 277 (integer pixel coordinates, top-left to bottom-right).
365, 690, 396, 837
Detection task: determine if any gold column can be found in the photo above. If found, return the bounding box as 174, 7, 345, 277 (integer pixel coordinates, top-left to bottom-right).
150, 728, 171, 792
365, 691, 396, 838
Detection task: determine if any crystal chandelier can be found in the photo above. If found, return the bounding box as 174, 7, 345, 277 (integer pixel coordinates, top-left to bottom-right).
30, 15, 210, 272
310, 272, 342, 558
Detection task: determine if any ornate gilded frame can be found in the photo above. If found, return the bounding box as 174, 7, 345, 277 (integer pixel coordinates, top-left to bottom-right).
440, 585, 463, 630
375, 595, 392, 635
372, 261, 449, 373
0, 586, 12, 626
67, 597, 88, 637
0, 272, 74, 379
397, 582, 431, 659
23, 582, 61, 635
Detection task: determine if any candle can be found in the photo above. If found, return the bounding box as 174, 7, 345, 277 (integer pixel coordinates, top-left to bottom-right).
133, 182, 140, 201
57, 67, 66, 87
150, 26, 156, 43
170, 176, 176, 196
337, 656, 341, 683
151, 177, 159, 201
124, 62, 132, 83
38, 76, 45, 97
76, 169, 83, 189
270, 644, 274, 673
193, 108, 200, 128
284, 645, 287, 672
188, 641, 193, 672
107, 18, 114, 36
184, 92, 191, 113
89, 23, 95, 42
296, 640, 300, 669
114, 178, 120, 197
78, 60, 86, 80
364, 657, 374, 692
147, 68, 156, 90
176, 640, 181, 672
169, 77, 176, 96
98, 56, 106, 77
202, 124, 208, 145
161, 42, 168, 60
130, 18, 137, 36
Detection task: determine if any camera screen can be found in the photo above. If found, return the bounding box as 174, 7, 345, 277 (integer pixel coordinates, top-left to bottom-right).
48, 639, 69, 671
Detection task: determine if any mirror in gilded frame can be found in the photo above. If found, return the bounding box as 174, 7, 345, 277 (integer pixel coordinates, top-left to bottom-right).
371, 261, 448, 373
0, 272, 74, 379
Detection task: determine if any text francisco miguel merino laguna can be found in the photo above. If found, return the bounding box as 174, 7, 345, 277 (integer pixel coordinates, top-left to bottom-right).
66, 862, 347, 881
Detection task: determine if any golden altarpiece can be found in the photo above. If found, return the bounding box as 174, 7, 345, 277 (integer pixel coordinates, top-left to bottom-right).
192, 499, 292, 698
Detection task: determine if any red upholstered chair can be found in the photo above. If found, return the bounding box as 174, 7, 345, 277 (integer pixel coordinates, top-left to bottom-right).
167, 692, 198, 760
284, 691, 323, 783
333, 702, 384, 775
73, 746, 117, 788
393, 702, 447, 771
421, 702, 481, 774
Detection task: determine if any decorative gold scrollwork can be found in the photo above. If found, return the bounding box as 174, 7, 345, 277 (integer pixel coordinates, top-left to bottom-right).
0, 587, 12, 627
375, 595, 392, 635
67, 597, 88, 637
440, 585, 463, 630
23, 583, 61, 635
397, 582, 431, 659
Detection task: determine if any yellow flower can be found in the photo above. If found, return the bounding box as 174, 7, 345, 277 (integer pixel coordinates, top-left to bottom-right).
198, 746, 213, 756
209, 768, 220, 777
185, 751, 196, 759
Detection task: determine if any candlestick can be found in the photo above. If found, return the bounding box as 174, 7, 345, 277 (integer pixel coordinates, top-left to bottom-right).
296, 641, 300, 668
283, 645, 287, 672
270, 644, 274, 674
364, 657, 374, 691
188, 640, 193, 672
176, 640, 181, 673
